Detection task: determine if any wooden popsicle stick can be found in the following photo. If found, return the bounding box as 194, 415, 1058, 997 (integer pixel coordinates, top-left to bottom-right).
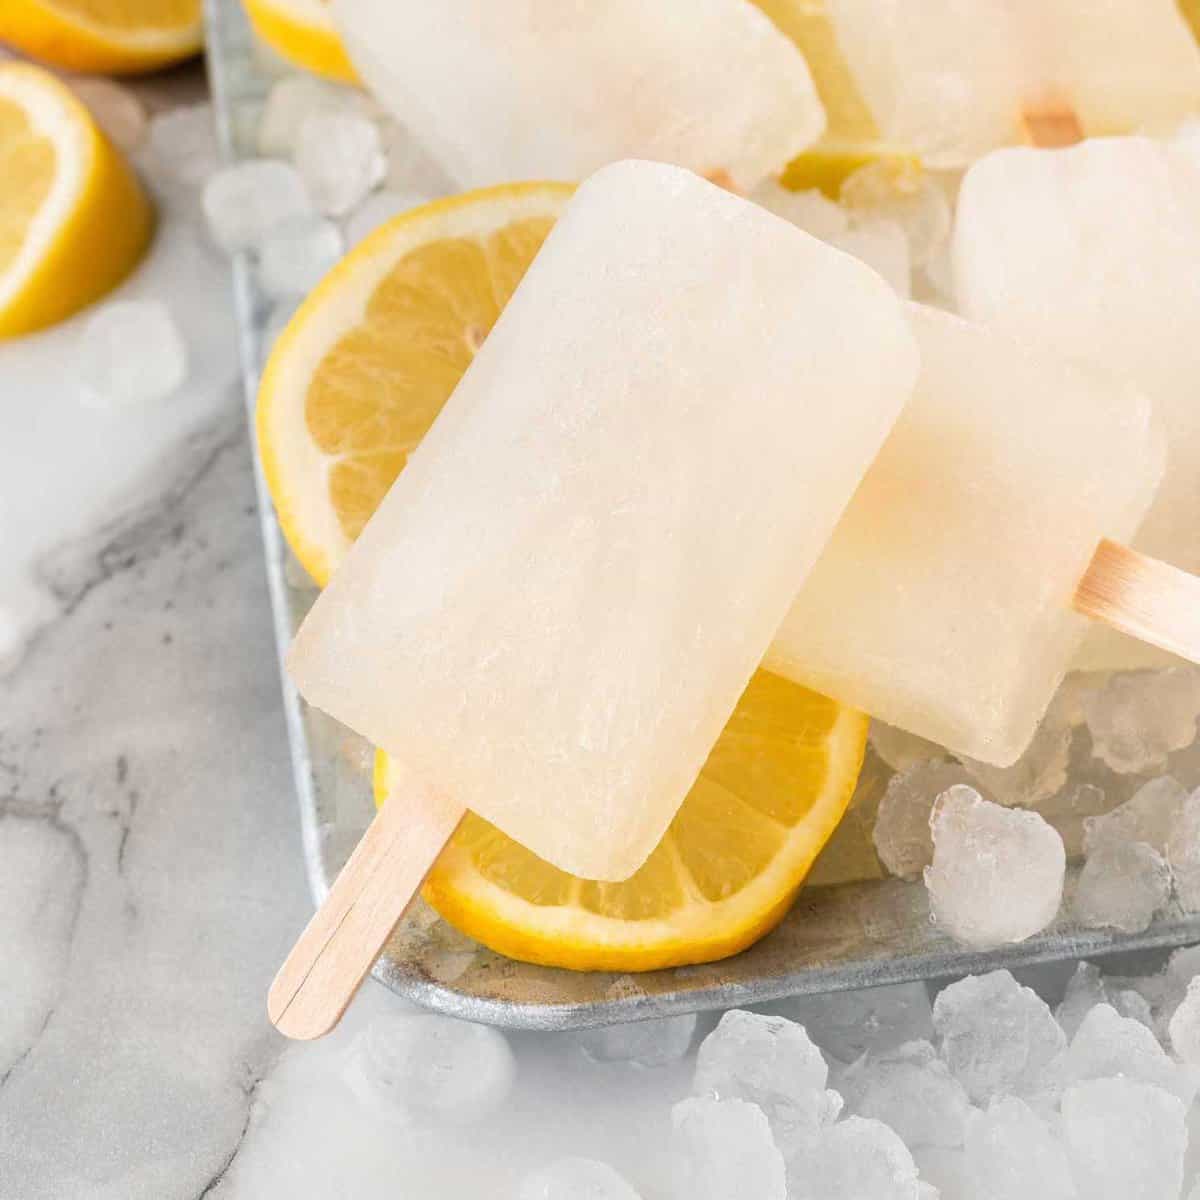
1020, 100, 1083, 149
1074, 539, 1200, 664
268, 771, 466, 1040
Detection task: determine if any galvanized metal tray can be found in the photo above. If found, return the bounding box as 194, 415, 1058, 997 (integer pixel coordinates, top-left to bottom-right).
206, 0, 1200, 1029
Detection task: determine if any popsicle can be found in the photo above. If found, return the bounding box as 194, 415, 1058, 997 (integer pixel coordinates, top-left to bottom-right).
270, 161, 919, 1037
824, 0, 1200, 166
953, 134, 1200, 669
766, 304, 1166, 766
329, 0, 825, 191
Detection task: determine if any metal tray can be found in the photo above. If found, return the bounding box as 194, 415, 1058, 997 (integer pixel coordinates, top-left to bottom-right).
206, 0, 1200, 1029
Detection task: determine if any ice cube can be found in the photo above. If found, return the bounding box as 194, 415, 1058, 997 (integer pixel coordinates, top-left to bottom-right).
1055, 963, 1109, 1040
1083, 776, 1188, 854
1033, 783, 1111, 859
873, 763, 974, 880
933, 971, 1066, 1104
343, 190, 433, 249
1064, 1003, 1196, 1104
1167, 788, 1200, 911
1110, 987, 1156, 1030
913, 1147, 971, 1200
78, 301, 188, 410
671, 1097, 786, 1200
768, 982, 934, 1064
963, 719, 1073, 810
257, 74, 357, 158
519, 1157, 642, 1200
840, 162, 950, 268
1071, 841, 1171, 934
829, 220, 911, 297
69, 77, 146, 152
202, 160, 315, 254
869, 722, 945, 772
1084, 670, 1200, 774
963, 1096, 1076, 1200
343, 1012, 515, 1124
837, 1039, 971, 1149
693, 1011, 838, 1154
254, 220, 343, 299
1061, 1078, 1186, 1200
799, 1116, 922, 1200
294, 110, 386, 217
144, 102, 219, 184
751, 182, 850, 241
576, 1013, 698, 1067
1169, 979, 1200, 1065
925, 787, 1065, 948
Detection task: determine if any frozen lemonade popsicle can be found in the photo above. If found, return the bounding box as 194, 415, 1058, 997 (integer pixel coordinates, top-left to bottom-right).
766, 305, 1164, 766
330, 0, 825, 191
825, 0, 1200, 165
953, 135, 1200, 669
287, 161, 918, 883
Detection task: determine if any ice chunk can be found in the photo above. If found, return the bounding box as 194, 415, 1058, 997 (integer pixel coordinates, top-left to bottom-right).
963, 719, 1073, 810
1071, 842, 1171, 934
769, 982, 934, 1064
873, 763, 973, 880
1167, 788, 1200, 911
1061, 1078, 1186, 1200
933, 971, 1066, 1104
925, 787, 1065, 948
69, 77, 145, 152
254, 220, 343, 299
1083, 661, 1200, 770
294, 110, 394, 217
671, 1097, 786, 1200
1055, 963, 1108, 1041
1065, 1004, 1196, 1104
800, 1116, 922, 1200
519, 1158, 641, 1200
913, 1147, 971, 1200
1169, 979, 1200, 1065
750, 182, 849, 241
343, 1012, 515, 1124
577, 1013, 697, 1067
1033, 784, 1111, 859
1083, 776, 1188, 854
840, 162, 950, 268
257, 74, 356, 158
837, 1040, 971, 1148
964, 1096, 1076, 1200
829, 221, 910, 297
144, 103, 219, 190
693, 1011, 838, 1153
343, 190, 432, 249
869, 723, 944, 773
78, 301, 188, 410
202, 160, 315, 254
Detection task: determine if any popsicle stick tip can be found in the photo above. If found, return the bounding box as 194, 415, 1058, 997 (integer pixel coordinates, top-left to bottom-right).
1074, 539, 1200, 665
1020, 103, 1084, 149
267, 782, 466, 1040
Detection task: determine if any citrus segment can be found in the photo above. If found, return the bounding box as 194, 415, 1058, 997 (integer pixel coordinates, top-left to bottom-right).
0, 62, 153, 338
258, 184, 572, 584
376, 674, 868, 972
242, 0, 357, 82
0, 0, 202, 74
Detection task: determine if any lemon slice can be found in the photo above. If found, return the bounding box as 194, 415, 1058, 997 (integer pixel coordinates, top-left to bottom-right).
376, 673, 867, 972
749, 0, 919, 195
0, 62, 153, 339
258, 181, 573, 585
242, 0, 357, 82
0, 0, 202, 75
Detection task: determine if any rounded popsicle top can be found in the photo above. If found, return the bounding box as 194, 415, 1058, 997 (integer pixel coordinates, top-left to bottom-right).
288, 160, 918, 882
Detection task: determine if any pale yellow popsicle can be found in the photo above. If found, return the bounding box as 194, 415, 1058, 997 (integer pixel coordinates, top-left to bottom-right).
288, 161, 918, 882
767, 305, 1163, 766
